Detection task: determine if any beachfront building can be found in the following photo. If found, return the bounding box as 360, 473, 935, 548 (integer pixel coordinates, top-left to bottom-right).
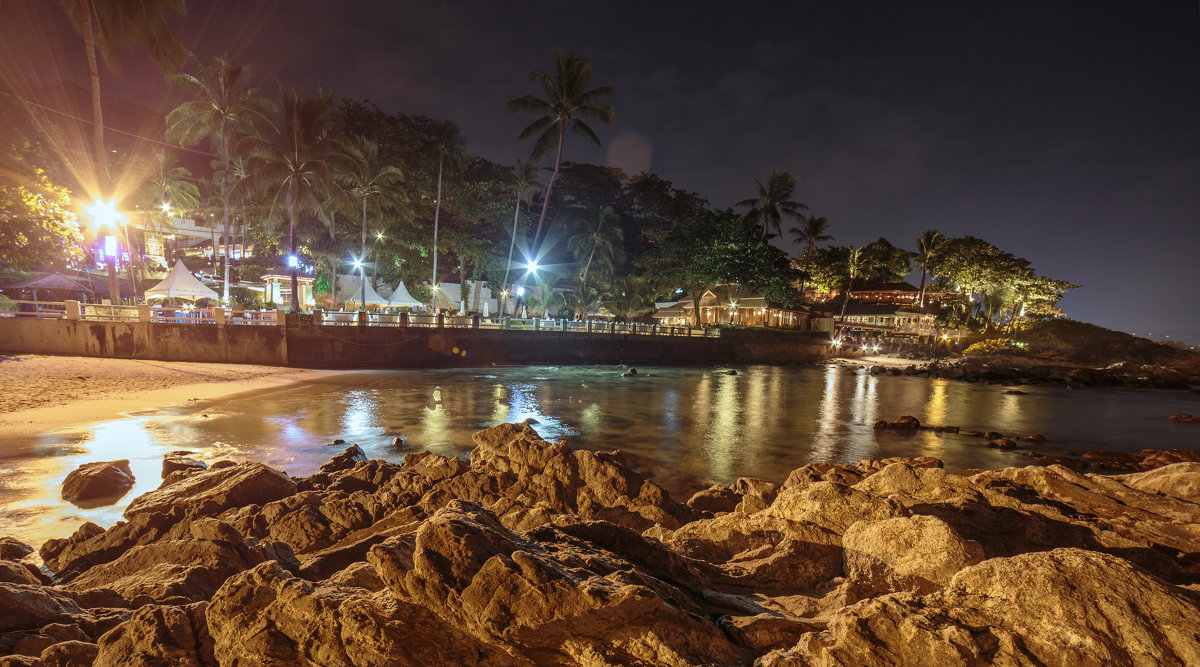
806, 280, 944, 306
263, 274, 315, 309
653, 284, 823, 330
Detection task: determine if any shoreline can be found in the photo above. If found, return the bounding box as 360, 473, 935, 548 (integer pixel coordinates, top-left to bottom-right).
0, 355, 346, 435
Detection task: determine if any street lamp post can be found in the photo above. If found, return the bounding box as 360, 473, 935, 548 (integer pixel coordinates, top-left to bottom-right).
87, 198, 124, 305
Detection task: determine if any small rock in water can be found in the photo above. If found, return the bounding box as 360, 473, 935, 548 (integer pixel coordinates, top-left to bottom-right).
1168, 413, 1198, 423
520, 417, 540, 425
622, 368, 639, 377
61, 460, 135, 504
331, 438, 347, 445
390, 436, 406, 449
1004, 389, 1027, 395
724, 369, 738, 376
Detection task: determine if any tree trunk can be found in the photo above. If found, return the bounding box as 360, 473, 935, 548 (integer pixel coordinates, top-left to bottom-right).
221, 131, 232, 306
500, 189, 521, 315
532, 122, 566, 248
288, 180, 299, 312
581, 242, 596, 287
80, 0, 109, 190
692, 285, 702, 328
917, 266, 928, 309
430, 154, 443, 310
360, 195, 367, 308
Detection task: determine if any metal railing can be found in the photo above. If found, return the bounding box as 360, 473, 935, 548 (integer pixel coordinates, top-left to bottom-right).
0, 300, 68, 319
6, 300, 720, 338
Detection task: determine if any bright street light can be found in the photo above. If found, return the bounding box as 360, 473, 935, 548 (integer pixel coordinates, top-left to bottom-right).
86, 198, 123, 230
516, 286, 526, 297
160, 202, 171, 215
526, 259, 539, 272
287, 255, 300, 269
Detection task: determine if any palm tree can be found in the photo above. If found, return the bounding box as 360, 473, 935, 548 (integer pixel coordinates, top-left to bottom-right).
133, 149, 198, 269
507, 49, 615, 249
500, 160, 543, 315
567, 206, 624, 286
166, 56, 256, 305
604, 275, 653, 321
56, 0, 186, 191
914, 229, 944, 309
342, 136, 406, 307
239, 86, 352, 312
791, 215, 833, 261
737, 170, 808, 240
427, 122, 467, 308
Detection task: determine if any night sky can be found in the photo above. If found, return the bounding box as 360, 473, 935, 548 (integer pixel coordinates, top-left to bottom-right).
3, 1, 1198, 342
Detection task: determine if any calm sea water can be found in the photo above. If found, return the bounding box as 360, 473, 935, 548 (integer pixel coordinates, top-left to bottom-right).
2, 364, 1198, 548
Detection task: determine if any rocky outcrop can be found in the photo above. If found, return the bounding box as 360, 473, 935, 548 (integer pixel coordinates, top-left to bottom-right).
761, 549, 1200, 666
6, 422, 1200, 666
0, 538, 32, 562
60, 461, 134, 504
124, 461, 296, 518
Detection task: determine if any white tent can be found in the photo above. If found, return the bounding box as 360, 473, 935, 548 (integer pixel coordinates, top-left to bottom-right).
143, 259, 219, 302
336, 274, 389, 307
387, 281, 423, 308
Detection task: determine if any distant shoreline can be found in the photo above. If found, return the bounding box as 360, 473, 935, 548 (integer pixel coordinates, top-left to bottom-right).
0, 355, 344, 435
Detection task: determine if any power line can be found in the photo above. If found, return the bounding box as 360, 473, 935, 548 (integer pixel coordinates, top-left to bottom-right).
18, 97, 217, 158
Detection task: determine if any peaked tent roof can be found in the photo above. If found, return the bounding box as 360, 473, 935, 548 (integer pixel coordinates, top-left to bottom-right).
8, 272, 93, 293
336, 274, 389, 306
144, 260, 219, 302
386, 281, 423, 308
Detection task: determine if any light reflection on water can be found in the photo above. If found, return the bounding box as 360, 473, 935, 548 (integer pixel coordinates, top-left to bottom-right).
2, 364, 1198, 548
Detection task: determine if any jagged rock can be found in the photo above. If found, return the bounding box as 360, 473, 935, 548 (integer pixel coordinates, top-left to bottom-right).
61, 460, 134, 504
206, 560, 511, 665
985, 438, 1017, 449
368, 500, 748, 665
39, 640, 99, 666
94, 602, 213, 667
63, 523, 295, 603
390, 436, 406, 448
0, 538, 32, 561
1117, 462, 1200, 503
0, 561, 44, 586
842, 515, 985, 597
124, 461, 296, 519
873, 415, 921, 430
0, 585, 84, 633
161, 456, 207, 479
686, 484, 741, 513
762, 549, 1200, 666
319, 444, 368, 474
459, 422, 694, 531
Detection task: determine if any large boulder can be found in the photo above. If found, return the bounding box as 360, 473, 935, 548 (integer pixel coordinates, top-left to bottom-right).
0, 584, 84, 633
123, 461, 296, 519
1118, 462, 1200, 503
39, 640, 99, 667
762, 549, 1200, 666
0, 538, 33, 561
205, 561, 511, 666
842, 515, 985, 597
94, 603, 213, 667
61, 460, 134, 504
369, 500, 749, 665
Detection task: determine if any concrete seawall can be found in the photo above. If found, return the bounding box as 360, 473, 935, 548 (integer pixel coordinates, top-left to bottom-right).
0, 318, 833, 368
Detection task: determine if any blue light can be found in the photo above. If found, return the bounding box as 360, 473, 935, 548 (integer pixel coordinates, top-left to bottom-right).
516, 286, 526, 297
287, 255, 299, 269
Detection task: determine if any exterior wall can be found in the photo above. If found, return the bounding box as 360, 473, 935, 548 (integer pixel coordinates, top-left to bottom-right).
0, 318, 835, 368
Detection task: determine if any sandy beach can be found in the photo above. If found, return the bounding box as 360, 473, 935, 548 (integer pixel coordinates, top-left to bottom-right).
0, 354, 336, 434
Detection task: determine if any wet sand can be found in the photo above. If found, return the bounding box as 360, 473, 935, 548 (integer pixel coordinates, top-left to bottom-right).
0, 355, 339, 435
